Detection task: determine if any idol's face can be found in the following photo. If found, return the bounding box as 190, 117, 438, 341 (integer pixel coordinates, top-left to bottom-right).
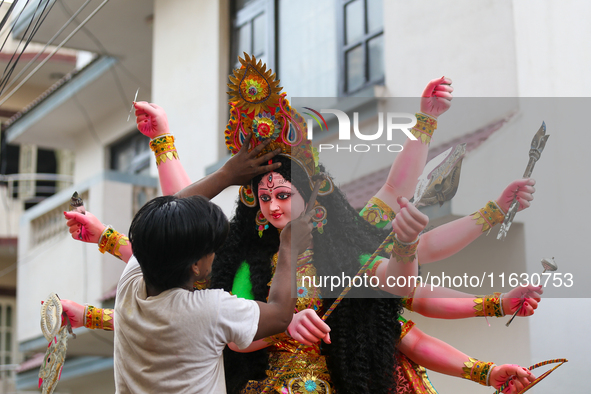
257, 172, 305, 230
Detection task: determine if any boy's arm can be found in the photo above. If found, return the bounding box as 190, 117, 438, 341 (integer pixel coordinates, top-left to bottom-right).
175, 133, 281, 200
252, 206, 314, 340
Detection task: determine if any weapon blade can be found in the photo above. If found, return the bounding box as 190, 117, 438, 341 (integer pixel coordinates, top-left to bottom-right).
414, 143, 466, 207
127, 88, 139, 121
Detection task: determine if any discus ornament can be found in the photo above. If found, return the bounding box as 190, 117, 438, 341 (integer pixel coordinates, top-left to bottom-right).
497, 122, 549, 240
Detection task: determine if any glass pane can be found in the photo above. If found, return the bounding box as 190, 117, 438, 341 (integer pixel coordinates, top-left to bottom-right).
345, 0, 364, 45
235, 0, 258, 12
233, 22, 252, 66
252, 13, 266, 58
6, 306, 11, 327
0, 305, 3, 327
367, 0, 383, 32
368, 34, 384, 81
346, 45, 364, 92
5, 332, 11, 351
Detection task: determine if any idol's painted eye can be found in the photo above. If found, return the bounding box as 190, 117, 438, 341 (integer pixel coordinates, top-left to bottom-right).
277, 193, 291, 200
259, 194, 271, 202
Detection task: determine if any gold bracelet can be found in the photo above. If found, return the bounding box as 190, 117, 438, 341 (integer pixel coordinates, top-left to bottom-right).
391, 234, 419, 264
462, 357, 496, 386
98, 227, 129, 260
359, 196, 396, 229
150, 135, 179, 166
263, 332, 290, 346
410, 112, 437, 144
84, 306, 114, 331
401, 282, 419, 311
471, 200, 506, 233
473, 292, 504, 317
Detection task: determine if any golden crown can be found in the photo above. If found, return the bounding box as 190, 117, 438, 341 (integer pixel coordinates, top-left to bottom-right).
225, 54, 333, 206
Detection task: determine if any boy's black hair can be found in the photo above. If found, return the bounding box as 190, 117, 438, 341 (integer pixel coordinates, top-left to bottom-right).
129, 195, 229, 292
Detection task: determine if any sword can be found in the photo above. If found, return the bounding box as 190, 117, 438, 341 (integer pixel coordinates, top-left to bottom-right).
497, 122, 549, 240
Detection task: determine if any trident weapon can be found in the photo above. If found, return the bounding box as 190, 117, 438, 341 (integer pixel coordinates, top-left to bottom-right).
497, 122, 549, 240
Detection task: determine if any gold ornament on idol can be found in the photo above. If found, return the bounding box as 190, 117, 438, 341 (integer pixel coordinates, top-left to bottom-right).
471, 200, 506, 233
149, 134, 179, 166
410, 112, 437, 144
224, 53, 335, 208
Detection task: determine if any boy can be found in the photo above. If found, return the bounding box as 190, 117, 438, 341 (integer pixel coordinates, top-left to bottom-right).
114, 195, 312, 393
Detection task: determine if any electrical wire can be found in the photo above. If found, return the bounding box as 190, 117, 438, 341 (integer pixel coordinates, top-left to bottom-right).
0, 0, 19, 34
57, 0, 151, 102
0, 0, 111, 107
0, 0, 55, 96
0, 0, 93, 97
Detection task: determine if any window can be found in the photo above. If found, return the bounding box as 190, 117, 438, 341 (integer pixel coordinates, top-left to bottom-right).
0, 298, 17, 380
230, 0, 276, 72
338, 0, 384, 95
110, 132, 150, 176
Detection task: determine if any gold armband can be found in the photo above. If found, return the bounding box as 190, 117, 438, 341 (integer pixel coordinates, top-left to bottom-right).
149, 134, 179, 166
410, 112, 437, 144
401, 282, 419, 311
98, 226, 129, 260
474, 292, 504, 317
263, 332, 290, 346
471, 200, 505, 233
359, 196, 396, 229
84, 306, 114, 331
391, 234, 419, 264
462, 357, 496, 386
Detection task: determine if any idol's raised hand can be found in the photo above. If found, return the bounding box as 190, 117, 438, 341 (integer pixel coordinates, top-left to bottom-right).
496, 178, 536, 213
391, 196, 429, 243
490, 364, 535, 393
63, 211, 105, 243
60, 299, 85, 329
287, 309, 331, 345
420, 77, 453, 118
134, 101, 170, 139
502, 284, 543, 317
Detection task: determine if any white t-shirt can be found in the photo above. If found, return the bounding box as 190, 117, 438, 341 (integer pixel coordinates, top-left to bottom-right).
114, 256, 260, 394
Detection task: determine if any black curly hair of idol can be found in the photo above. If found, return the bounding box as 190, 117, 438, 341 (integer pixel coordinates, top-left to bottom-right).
211, 155, 403, 394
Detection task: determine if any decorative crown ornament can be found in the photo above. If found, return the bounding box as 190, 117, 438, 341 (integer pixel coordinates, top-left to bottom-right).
225, 53, 334, 205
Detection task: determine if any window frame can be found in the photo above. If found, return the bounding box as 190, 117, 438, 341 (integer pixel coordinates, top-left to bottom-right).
337, 0, 385, 96
230, 0, 277, 74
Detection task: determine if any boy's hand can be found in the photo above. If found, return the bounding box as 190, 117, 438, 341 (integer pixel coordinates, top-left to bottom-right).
280, 181, 320, 255
280, 209, 314, 256
64, 211, 106, 243
221, 133, 282, 186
